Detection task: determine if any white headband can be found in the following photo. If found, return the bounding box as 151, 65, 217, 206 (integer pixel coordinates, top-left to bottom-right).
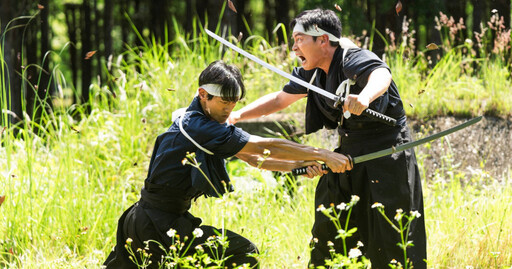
199, 83, 240, 97
293, 23, 358, 49
293, 23, 340, 42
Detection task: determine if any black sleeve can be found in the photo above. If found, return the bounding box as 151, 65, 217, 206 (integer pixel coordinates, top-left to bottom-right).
282, 67, 318, 94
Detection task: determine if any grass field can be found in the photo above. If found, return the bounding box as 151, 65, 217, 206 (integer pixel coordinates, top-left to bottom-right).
1, 19, 512, 268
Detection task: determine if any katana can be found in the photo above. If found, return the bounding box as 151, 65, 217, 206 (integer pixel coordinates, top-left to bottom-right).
205, 29, 397, 126
292, 116, 483, 175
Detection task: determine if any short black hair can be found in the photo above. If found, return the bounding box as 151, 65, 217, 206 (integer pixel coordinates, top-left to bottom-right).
290, 9, 342, 47
198, 60, 245, 102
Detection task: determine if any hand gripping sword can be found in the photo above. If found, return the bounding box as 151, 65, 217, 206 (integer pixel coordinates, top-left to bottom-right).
204, 29, 397, 126
291, 116, 483, 175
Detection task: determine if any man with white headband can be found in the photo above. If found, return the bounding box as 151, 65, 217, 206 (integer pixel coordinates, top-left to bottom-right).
104, 60, 353, 268
228, 8, 427, 269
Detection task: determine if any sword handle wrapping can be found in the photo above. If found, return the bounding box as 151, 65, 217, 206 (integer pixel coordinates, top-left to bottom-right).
292, 164, 329, 176
291, 155, 354, 176
361, 108, 397, 126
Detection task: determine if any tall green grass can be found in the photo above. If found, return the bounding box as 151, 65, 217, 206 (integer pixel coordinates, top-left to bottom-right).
1, 14, 511, 268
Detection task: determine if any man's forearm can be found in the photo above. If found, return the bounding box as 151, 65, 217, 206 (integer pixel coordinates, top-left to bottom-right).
233, 91, 305, 123
236, 153, 306, 171
359, 68, 392, 102
252, 138, 329, 163
236, 92, 282, 121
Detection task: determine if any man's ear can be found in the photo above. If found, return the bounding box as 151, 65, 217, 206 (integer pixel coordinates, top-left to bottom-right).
320, 34, 329, 45
198, 88, 208, 99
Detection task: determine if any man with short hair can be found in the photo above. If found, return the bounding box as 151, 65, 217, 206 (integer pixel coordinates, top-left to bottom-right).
103, 60, 353, 268
228, 9, 427, 269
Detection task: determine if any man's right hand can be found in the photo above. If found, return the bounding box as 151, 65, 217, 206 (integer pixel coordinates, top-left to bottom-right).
324, 151, 353, 173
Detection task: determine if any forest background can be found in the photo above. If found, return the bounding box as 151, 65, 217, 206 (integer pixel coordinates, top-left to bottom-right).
1, 0, 511, 268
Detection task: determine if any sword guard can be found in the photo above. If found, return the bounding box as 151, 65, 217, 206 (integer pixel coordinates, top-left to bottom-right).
333, 95, 344, 108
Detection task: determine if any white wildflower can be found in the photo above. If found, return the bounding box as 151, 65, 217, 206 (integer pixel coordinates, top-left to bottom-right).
167, 229, 177, 238
411, 210, 421, 219
336, 202, 347, 211
193, 228, 204, 238
371, 202, 384, 209
316, 204, 326, 212
348, 248, 362, 259
395, 209, 403, 221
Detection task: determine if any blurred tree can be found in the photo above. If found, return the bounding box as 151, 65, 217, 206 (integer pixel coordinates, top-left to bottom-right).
2, 0, 511, 127
0, 0, 52, 130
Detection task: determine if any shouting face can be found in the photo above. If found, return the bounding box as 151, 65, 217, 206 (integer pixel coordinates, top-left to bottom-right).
292, 33, 324, 70
292, 32, 335, 73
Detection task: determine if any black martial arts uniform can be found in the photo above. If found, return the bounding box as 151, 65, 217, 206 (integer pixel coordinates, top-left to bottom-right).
283, 47, 427, 268
104, 97, 259, 268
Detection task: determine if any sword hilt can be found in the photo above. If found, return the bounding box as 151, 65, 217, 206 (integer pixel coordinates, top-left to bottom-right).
291, 155, 353, 176
334, 96, 397, 126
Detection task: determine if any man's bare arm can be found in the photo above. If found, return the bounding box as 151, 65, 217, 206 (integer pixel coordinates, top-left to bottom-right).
237, 135, 352, 173
343, 68, 392, 115
229, 91, 306, 124
236, 153, 322, 172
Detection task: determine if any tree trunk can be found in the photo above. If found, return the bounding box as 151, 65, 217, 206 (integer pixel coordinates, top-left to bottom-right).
275, 0, 290, 44
491, 0, 511, 29
65, 4, 79, 104
150, 0, 169, 42
264, 0, 274, 40
104, 0, 114, 59
185, 0, 196, 34
372, 0, 397, 55
93, 0, 103, 86
104, 0, 115, 98
0, 0, 25, 126
446, 0, 467, 45
471, 0, 488, 58
81, 0, 92, 113
39, 0, 53, 115
25, 19, 38, 121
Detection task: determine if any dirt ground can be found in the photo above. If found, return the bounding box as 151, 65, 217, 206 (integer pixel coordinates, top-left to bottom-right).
408, 116, 512, 181
237, 115, 512, 181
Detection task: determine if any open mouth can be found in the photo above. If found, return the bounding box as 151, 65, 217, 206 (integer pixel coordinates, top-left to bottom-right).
298, 55, 306, 63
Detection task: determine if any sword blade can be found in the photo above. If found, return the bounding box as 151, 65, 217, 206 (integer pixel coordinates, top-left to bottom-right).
205, 28, 397, 126
204, 29, 339, 102
292, 116, 482, 175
